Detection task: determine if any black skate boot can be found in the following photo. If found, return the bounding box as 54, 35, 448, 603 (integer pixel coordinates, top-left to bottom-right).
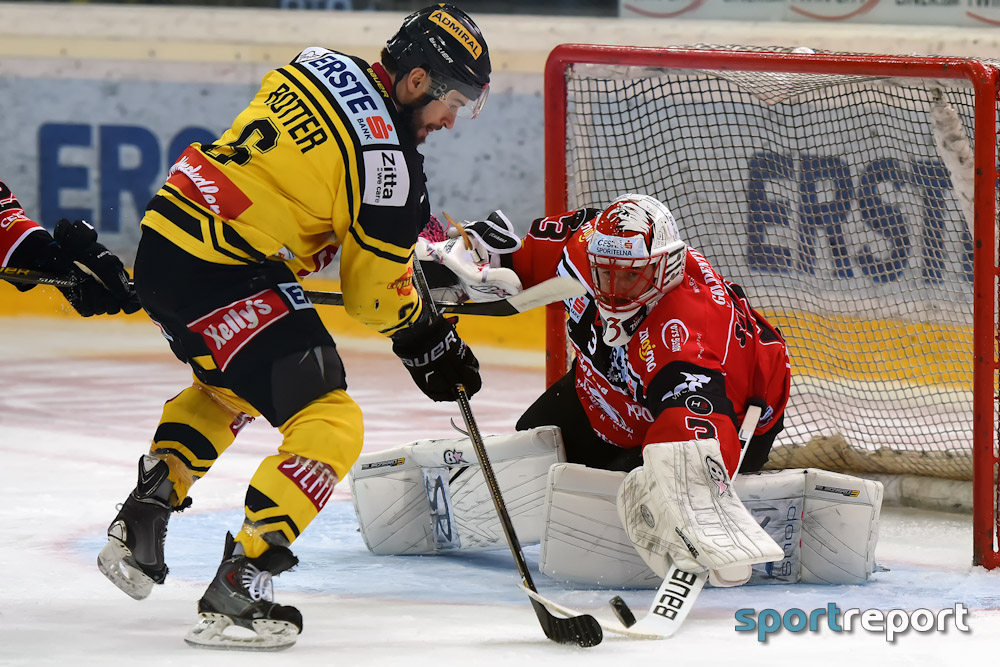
97, 454, 190, 600
184, 532, 302, 651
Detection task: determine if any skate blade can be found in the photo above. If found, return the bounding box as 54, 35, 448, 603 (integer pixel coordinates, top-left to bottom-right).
184, 613, 298, 651
97, 539, 154, 601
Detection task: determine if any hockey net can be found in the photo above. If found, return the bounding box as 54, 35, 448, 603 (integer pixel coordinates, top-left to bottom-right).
544, 44, 1000, 568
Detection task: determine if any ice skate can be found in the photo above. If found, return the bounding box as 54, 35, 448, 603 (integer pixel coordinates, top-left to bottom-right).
184, 532, 302, 651
98, 454, 188, 600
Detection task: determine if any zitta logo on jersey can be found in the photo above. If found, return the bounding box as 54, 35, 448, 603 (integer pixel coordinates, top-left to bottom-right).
363, 150, 409, 207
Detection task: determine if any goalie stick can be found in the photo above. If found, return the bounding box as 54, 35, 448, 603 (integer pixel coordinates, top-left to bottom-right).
0, 267, 585, 317
411, 260, 603, 648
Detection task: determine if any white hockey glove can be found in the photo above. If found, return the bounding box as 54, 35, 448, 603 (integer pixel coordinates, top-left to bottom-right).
617, 439, 784, 587
416, 211, 523, 303
446, 210, 523, 261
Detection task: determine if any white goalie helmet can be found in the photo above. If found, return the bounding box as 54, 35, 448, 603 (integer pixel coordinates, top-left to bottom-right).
586, 193, 687, 320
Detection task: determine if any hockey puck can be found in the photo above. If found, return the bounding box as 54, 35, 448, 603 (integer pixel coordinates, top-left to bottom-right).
609, 595, 637, 628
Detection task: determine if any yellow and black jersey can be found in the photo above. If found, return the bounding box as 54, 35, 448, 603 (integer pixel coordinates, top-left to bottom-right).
141, 47, 430, 336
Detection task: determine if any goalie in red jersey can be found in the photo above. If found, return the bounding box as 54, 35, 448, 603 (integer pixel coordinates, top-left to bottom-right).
350, 194, 883, 591
512, 193, 790, 478
507, 193, 792, 587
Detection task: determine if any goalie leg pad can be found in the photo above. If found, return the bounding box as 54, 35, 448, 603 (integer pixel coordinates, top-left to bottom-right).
617, 439, 784, 583
736, 468, 883, 585
539, 463, 660, 588
349, 426, 565, 555
538, 464, 882, 587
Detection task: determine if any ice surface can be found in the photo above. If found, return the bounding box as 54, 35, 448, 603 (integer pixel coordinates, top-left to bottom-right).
1, 317, 997, 666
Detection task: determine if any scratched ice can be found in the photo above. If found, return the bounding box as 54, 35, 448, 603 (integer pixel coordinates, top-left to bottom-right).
1, 317, 998, 667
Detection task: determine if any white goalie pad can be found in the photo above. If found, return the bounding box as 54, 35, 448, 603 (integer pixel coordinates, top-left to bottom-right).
736, 468, 884, 585
348, 426, 565, 555
539, 464, 883, 588
539, 463, 661, 588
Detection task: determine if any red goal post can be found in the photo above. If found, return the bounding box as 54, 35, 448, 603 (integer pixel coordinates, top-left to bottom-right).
543, 44, 1000, 569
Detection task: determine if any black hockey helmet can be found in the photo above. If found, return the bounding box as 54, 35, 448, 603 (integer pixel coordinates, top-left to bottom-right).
385, 4, 491, 118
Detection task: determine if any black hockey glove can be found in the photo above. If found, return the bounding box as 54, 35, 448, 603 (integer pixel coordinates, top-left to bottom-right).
52, 219, 142, 317
391, 314, 481, 402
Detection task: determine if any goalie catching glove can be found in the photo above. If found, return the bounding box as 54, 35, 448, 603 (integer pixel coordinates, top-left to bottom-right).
416, 210, 522, 303
617, 439, 783, 587
391, 311, 481, 402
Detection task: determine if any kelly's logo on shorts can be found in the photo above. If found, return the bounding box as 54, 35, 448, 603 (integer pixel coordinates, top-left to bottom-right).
187, 289, 290, 371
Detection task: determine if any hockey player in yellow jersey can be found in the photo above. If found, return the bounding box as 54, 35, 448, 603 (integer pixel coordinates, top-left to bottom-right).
97, 5, 490, 650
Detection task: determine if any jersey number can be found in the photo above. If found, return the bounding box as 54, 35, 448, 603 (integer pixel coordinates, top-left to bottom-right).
204, 118, 280, 166
529, 210, 588, 240
685, 416, 717, 440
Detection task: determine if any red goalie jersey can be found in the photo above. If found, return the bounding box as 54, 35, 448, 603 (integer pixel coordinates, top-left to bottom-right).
510, 208, 791, 476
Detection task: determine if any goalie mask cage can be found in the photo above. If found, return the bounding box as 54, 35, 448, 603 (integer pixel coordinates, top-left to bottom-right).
543, 44, 1000, 569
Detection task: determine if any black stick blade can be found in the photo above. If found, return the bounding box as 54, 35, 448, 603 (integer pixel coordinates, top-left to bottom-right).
529, 598, 603, 647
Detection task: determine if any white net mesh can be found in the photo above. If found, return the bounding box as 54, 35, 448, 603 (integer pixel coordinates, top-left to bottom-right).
558, 48, 1000, 481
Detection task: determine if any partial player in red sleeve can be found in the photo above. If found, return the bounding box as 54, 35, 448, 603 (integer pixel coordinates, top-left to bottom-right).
0, 178, 140, 316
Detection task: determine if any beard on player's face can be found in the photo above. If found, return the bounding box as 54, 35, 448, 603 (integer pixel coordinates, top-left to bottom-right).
405, 99, 456, 145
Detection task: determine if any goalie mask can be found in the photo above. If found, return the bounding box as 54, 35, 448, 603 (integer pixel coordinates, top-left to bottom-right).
386, 4, 491, 119
587, 194, 687, 346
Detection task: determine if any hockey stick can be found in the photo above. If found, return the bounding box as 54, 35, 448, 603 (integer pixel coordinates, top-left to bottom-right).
0, 267, 585, 317
0, 266, 78, 287
410, 260, 602, 648
606, 561, 708, 639
455, 385, 602, 647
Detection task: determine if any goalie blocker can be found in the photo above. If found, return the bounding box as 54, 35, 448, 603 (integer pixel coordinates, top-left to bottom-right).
349, 429, 882, 587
